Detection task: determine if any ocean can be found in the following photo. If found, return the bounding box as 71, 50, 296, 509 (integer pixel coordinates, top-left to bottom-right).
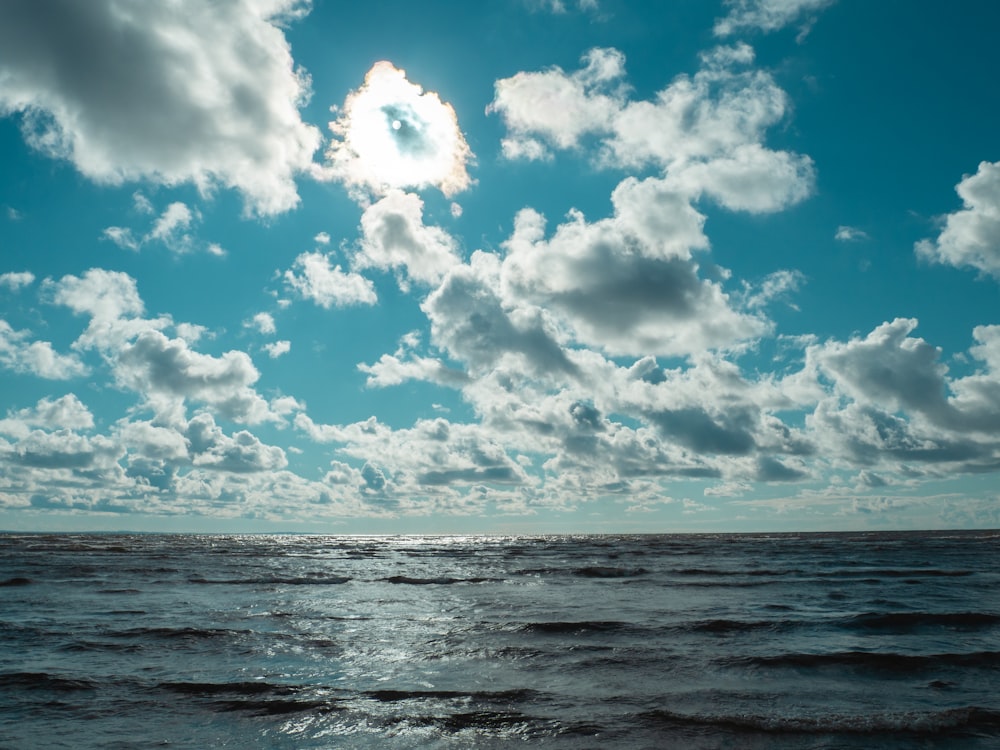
1, 531, 998, 748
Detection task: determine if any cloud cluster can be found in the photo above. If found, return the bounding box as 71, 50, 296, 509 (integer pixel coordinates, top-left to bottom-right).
916, 161, 1000, 278
0, 0, 320, 216
713, 0, 836, 36
489, 45, 814, 213
284, 251, 378, 308
321, 61, 474, 198
357, 190, 462, 289
0, 320, 88, 380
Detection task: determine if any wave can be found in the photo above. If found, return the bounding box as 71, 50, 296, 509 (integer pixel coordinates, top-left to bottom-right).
573, 566, 648, 578
363, 688, 539, 703
187, 575, 351, 585
0, 671, 99, 692
841, 611, 1000, 632
157, 680, 335, 716
640, 705, 1000, 736
519, 620, 635, 635
680, 618, 794, 634
380, 575, 499, 585
724, 650, 1000, 673
0, 576, 32, 586
110, 626, 254, 641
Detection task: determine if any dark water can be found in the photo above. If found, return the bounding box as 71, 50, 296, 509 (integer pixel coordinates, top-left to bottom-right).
1, 531, 999, 749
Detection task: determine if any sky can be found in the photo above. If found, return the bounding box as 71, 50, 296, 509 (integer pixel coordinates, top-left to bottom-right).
1, 0, 999, 534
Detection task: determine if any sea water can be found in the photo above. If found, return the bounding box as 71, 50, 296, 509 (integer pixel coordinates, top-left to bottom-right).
1, 531, 998, 748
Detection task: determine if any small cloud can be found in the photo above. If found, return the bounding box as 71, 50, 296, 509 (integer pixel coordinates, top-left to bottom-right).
450, 202, 463, 218
247, 312, 277, 335
835, 225, 869, 242
0, 271, 36, 291
102, 226, 141, 251
916, 160, 1000, 279
284, 251, 378, 308
132, 191, 155, 215
714, 0, 836, 37
314, 231, 331, 245
148, 202, 196, 251
5, 206, 23, 221
102, 200, 219, 255
264, 340, 291, 358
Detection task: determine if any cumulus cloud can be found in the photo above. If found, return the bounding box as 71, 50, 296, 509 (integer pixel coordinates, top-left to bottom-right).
249, 312, 277, 335
915, 160, 1000, 278
422, 251, 578, 378
284, 251, 377, 308
0, 271, 35, 290
0, 320, 89, 379
490, 45, 814, 213
356, 189, 462, 289
46, 268, 168, 351
0, 394, 94, 439
297, 416, 529, 497
713, 0, 835, 36
115, 330, 274, 424
9, 429, 122, 471
45, 268, 286, 425
803, 319, 1000, 472
185, 413, 287, 473
0, 0, 320, 216
321, 61, 473, 198
488, 48, 626, 160
500, 178, 767, 356
263, 340, 291, 358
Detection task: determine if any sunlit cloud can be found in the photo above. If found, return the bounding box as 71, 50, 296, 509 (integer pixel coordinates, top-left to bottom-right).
320, 61, 474, 198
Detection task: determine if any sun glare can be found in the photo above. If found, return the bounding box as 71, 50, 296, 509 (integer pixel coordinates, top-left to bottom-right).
326, 61, 473, 196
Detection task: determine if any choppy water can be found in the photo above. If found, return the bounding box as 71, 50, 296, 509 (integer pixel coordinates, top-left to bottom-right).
1, 531, 999, 749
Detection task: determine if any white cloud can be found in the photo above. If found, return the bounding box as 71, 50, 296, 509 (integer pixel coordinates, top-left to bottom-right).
185, 413, 287, 473
46, 268, 285, 426
0, 0, 320, 216
0, 271, 35, 290
500, 178, 767, 356
298, 416, 529, 497
488, 48, 626, 160
103, 201, 215, 254
321, 61, 473, 198
490, 45, 813, 213
47, 268, 167, 351
358, 353, 468, 388
314, 231, 331, 245
102, 226, 141, 251
665, 143, 814, 213
147, 202, 196, 252
0, 320, 89, 379
356, 189, 462, 289
713, 0, 836, 36
803, 319, 1000, 472
422, 251, 578, 378
249, 312, 277, 335
284, 251, 378, 308
835, 225, 868, 242
48, 268, 146, 323
0, 394, 94, 439
115, 330, 274, 424
263, 340, 291, 358
915, 160, 1000, 278
525, 0, 599, 12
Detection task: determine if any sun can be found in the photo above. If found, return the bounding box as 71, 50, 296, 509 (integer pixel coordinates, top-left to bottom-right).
325, 61, 474, 196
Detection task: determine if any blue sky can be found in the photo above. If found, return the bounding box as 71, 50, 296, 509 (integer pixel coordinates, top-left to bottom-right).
2, 0, 999, 533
